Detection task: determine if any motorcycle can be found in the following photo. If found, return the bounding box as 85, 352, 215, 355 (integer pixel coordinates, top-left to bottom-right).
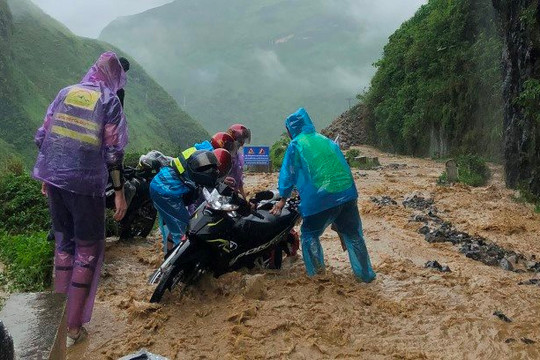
105, 151, 171, 239
148, 186, 300, 303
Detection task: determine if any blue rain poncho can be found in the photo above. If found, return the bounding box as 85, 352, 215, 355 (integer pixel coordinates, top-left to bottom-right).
278, 108, 357, 217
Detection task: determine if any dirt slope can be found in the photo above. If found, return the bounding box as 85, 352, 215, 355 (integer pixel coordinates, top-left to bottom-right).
70, 146, 540, 360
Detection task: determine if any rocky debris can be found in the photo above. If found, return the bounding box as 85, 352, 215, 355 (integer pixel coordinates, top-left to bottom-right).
384, 163, 408, 170
321, 103, 370, 148
493, 311, 512, 323
410, 209, 443, 225
424, 223, 472, 245
403, 194, 434, 210
352, 171, 368, 177
424, 261, 451, 272
518, 278, 540, 286
499, 258, 514, 271
370, 196, 397, 206
415, 203, 539, 273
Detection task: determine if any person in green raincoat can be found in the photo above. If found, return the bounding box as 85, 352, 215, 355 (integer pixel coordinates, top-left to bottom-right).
270, 108, 376, 282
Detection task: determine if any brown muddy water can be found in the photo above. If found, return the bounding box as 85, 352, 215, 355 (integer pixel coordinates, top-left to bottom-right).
70, 146, 540, 359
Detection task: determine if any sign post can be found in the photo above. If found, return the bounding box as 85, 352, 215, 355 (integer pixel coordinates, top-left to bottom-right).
243, 146, 271, 172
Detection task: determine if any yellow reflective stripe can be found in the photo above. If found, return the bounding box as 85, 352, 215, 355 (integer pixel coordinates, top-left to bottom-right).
182, 147, 197, 159
51, 125, 100, 146
55, 113, 99, 131
207, 219, 223, 227
172, 157, 185, 174
172, 146, 197, 175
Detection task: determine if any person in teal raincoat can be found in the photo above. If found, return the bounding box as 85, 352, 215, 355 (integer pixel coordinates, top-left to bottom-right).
270, 108, 375, 282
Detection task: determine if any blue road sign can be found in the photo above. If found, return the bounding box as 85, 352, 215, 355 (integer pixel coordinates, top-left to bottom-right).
243, 146, 270, 165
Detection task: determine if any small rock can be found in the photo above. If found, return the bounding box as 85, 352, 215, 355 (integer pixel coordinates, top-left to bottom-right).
424, 261, 451, 273
505, 338, 516, 343
412, 214, 427, 223
521, 338, 536, 345
418, 225, 430, 235
506, 254, 517, 265
493, 311, 512, 323
518, 278, 540, 286
499, 258, 514, 271
370, 196, 397, 206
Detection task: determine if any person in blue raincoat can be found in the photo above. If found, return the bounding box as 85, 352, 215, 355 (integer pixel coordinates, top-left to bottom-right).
270, 108, 376, 282
150, 147, 232, 256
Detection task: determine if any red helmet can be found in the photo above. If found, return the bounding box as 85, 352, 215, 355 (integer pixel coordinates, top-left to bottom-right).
211, 132, 236, 153
213, 148, 232, 178
227, 124, 251, 146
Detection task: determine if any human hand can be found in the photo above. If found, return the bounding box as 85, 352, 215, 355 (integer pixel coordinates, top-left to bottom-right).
224, 177, 236, 187
41, 182, 48, 197
270, 199, 286, 216
113, 190, 128, 221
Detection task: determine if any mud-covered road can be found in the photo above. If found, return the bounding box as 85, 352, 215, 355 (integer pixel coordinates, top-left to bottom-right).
70, 146, 540, 359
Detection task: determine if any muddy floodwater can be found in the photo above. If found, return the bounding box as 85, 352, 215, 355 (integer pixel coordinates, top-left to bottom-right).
70, 146, 540, 359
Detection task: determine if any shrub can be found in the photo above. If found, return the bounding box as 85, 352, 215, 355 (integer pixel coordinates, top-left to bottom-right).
345, 149, 379, 170
438, 155, 491, 187
345, 149, 361, 164
0, 170, 50, 234
456, 155, 491, 186
514, 184, 540, 213
0, 231, 54, 291
270, 133, 290, 170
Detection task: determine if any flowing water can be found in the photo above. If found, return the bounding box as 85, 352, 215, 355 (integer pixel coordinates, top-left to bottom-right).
70, 146, 540, 359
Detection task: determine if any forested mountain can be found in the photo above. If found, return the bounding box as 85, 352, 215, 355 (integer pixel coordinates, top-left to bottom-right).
100, 0, 423, 143
360, 0, 503, 159
0, 0, 208, 165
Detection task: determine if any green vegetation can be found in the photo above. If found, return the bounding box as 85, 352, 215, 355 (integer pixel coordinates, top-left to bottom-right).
438, 155, 491, 187
345, 149, 361, 164
99, 0, 395, 144
513, 184, 540, 214
1, 0, 208, 166
345, 149, 380, 170
270, 133, 290, 170
0, 231, 53, 291
360, 0, 503, 160
0, 161, 49, 234
0, 158, 52, 291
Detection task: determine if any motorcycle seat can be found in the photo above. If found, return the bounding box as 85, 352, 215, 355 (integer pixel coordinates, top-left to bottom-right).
234, 208, 297, 239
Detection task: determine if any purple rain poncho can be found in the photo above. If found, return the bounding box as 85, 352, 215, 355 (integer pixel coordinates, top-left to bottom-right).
229, 151, 244, 191
33, 52, 128, 197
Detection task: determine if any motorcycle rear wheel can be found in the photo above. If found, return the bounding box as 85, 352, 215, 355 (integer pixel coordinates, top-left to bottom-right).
119, 199, 157, 239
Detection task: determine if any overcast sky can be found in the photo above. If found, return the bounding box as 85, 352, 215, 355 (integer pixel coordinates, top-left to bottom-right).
32, 0, 426, 39
31, 0, 174, 38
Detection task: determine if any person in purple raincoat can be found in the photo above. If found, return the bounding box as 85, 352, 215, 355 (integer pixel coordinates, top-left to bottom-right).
33, 51, 129, 347
227, 124, 252, 199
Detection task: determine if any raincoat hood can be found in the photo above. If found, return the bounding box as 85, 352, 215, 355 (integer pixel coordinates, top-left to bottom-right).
81, 52, 126, 93
285, 108, 316, 139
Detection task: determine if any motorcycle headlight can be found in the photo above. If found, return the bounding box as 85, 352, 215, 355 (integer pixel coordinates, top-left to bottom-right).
203, 188, 239, 211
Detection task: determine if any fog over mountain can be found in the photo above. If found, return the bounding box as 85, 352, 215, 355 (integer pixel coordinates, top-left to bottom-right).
31, 0, 173, 38
99, 0, 426, 143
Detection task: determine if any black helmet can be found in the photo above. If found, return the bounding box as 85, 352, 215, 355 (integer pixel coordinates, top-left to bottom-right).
186, 150, 219, 187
